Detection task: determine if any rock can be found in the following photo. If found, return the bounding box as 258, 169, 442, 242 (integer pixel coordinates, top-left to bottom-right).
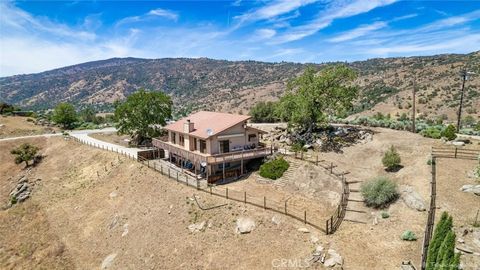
312, 244, 324, 256
324, 249, 342, 267
400, 185, 426, 211
285, 138, 292, 146
457, 238, 465, 244
235, 217, 255, 234
109, 191, 118, 198
298, 227, 310, 233
101, 253, 117, 269
271, 215, 281, 225
372, 217, 378, 225
121, 224, 129, 237
303, 144, 313, 149
188, 221, 206, 233
460, 185, 480, 196
452, 141, 465, 146
310, 235, 320, 244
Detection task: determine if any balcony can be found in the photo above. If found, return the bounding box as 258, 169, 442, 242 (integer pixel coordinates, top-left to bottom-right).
152, 138, 272, 165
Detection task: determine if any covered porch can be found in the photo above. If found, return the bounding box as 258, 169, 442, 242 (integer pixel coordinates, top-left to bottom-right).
151, 138, 273, 183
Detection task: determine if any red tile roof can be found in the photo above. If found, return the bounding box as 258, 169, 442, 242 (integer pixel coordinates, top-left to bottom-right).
164, 111, 251, 139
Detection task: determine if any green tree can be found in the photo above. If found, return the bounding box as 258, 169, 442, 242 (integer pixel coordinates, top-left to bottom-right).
426, 212, 453, 270
277, 65, 358, 131
441, 124, 457, 141
436, 231, 456, 269
249, 101, 279, 123
114, 89, 172, 144
382, 145, 402, 171
10, 143, 40, 167
52, 103, 77, 129
80, 106, 96, 123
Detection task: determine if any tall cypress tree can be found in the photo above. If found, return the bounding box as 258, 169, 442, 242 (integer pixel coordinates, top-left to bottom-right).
426, 212, 452, 270
436, 231, 456, 269
449, 253, 461, 270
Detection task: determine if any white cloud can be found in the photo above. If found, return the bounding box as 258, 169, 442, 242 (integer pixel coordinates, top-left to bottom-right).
271, 0, 398, 43
148, 8, 179, 21
116, 8, 178, 26
328, 21, 387, 42
255, 29, 277, 39
234, 0, 319, 25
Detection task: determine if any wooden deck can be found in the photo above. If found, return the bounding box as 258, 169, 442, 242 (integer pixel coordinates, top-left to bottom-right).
152, 138, 272, 165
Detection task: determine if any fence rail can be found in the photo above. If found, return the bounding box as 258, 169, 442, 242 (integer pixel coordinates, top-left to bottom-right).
273, 146, 350, 234
421, 146, 479, 270
137, 155, 327, 232
72, 135, 351, 235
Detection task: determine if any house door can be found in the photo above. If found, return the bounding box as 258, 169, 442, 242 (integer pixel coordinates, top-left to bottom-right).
219, 140, 230, 153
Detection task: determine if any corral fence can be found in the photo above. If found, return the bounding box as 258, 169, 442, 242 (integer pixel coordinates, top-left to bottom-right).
420, 146, 480, 270
71, 135, 351, 234
272, 145, 351, 235
137, 155, 326, 232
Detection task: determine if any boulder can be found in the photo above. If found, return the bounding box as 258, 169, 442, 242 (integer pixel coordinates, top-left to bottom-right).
271, 215, 281, 225
452, 141, 465, 146
400, 185, 426, 211
235, 217, 255, 234
460, 185, 480, 196
188, 221, 206, 233
101, 253, 117, 269
298, 227, 310, 233
324, 249, 343, 267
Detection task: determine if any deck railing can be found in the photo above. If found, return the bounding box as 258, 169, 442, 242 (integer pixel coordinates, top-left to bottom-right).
152, 138, 272, 164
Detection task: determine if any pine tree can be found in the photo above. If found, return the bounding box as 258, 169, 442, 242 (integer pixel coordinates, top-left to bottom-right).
426, 212, 452, 270
436, 231, 455, 269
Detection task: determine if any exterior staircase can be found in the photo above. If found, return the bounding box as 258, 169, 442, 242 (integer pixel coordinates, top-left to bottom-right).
343, 179, 369, 224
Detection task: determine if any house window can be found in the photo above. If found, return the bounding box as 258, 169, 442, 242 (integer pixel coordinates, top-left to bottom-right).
179, 135, 185, 146
199, 140, 207, 153
219, 140, 230, 153
248, 134, 257, 142
193, 138, 198, 151
171, 132, 176, 144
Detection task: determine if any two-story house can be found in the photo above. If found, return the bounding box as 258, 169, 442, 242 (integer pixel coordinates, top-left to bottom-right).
152, 111, 271, 183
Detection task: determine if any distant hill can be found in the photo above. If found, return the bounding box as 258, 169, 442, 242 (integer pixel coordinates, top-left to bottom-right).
1, 51, 479, 121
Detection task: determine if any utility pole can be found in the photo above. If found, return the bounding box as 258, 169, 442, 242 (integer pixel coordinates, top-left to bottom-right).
456, 69, 475, 133
412, 74, 416, 133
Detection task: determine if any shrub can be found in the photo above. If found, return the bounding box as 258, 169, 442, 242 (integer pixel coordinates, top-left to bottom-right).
381, 211, 390, 219
10, 143, 40, 167
475, 165, 480, 178
421, 127, 442, 139
259, 157, 290, 180
290, 142, 306, 152
441, 124, 457, 141
401, 230, 417, 241
382, 146, 402, 171
361, 176, 399, 208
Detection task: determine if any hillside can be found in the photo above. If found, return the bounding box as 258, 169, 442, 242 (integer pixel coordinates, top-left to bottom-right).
0, 52, 479, 120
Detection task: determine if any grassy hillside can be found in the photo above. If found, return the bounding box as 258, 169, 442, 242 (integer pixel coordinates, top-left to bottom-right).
0, 51, 478, 121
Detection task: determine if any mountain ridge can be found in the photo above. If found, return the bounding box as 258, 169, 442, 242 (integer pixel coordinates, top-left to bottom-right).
1, 51, 479, 121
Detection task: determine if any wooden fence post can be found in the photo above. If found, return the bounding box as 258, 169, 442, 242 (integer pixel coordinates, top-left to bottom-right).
304, 210, 307, 224
284, 201, 287, 214
330, 162, 333, 174
210, 186, 212, 195
176, 172, 179, 183
263, 196, 266, 209
226, 188, 229, 199
244, 191, 246, 204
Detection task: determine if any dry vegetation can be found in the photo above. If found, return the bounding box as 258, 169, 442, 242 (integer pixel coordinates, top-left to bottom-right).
0, 116, 57, 139
1, 125, 479, 269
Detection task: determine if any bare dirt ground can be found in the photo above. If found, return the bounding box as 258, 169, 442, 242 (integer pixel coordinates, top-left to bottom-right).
1, 126, 479, 269
0, 116, 57, 139
88, 132, 131, 147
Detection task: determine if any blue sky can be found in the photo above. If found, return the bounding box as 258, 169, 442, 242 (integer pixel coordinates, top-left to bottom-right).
0, 0, 479, 76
